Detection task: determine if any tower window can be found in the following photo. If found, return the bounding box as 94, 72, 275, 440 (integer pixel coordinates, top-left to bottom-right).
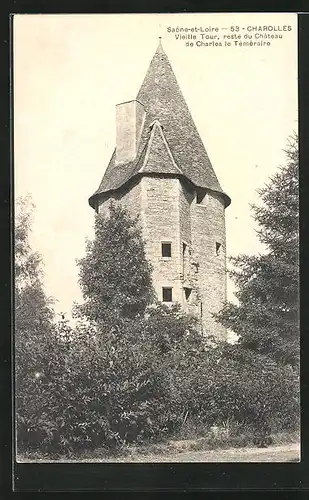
161, 242, 172, 257
216, 242, 222, 256
162, 287, 173, 302
184, 287, 192, 300
182, 242, 188, 275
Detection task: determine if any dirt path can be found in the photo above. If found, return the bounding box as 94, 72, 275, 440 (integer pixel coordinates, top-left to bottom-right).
104, 443, 300, 463
18, 443, 300, 463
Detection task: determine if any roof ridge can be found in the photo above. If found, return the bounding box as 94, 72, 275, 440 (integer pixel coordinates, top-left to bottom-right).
138, 123, 157, 173
139, 120, 182, 176
154, 120, 183, 174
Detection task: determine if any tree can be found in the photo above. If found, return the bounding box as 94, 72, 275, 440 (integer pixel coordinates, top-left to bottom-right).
74, 203, 155, 326
15, 196, 56, 452
15, 195, 55, 370
216, 134, 299, 367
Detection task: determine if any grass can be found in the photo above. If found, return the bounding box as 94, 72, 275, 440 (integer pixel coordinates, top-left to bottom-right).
17, 426, 300, 463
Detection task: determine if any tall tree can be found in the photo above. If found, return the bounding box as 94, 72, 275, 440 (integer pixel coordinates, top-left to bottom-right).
15, 196, 54, 365
15, 196, 55, 451
74, 203, 154, 326
216, 134, 299, 367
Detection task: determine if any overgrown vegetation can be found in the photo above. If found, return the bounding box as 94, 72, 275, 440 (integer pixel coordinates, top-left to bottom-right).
15, 196, 56, 451
15, 136, 299, 458
215, 133, 299, 368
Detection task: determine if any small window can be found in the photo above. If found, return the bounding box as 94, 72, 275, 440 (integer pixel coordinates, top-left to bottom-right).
161, 242, 171, 258
216, 242, 222, 256
182, 242, 188, 275
162, 287, 173, 302
184, 287, 192, 300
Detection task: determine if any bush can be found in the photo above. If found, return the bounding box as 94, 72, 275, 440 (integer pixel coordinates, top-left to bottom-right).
169, 342, 299, 435
17, 309, 299, 457
16, 305, 203, 455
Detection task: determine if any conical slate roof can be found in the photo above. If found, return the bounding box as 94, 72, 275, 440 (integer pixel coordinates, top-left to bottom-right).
89, 42, 231, 208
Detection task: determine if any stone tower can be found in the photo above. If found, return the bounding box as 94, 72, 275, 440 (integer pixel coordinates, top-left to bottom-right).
89, 41, 231, 340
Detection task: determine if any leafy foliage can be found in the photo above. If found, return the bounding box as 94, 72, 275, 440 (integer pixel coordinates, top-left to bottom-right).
15, 196, 56, 452
174, 343, 299, 432
216, 134, 299, 367
16, 193, 299, 457
17, 305, 203, 453
74, 203, 155, 326
17, 306, 299, 455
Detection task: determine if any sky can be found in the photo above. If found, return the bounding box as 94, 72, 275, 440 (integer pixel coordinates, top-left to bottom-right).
14, 13, 298, 319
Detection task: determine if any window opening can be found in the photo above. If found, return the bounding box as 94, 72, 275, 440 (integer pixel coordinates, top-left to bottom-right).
162, 242, 172, 258
182, 242, 187, 275
162, 287, 173, 302
184, 287, 192, 300
216, 242, 222, 256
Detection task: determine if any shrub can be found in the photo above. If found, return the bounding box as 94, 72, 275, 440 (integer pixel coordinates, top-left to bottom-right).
16, 304, 204, 455
17, 311, 299, 456
170, 342, 299, 435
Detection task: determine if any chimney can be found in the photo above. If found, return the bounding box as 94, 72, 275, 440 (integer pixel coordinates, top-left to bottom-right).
115, 100, 146, 165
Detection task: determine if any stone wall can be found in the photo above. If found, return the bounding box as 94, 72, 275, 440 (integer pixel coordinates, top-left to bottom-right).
191, 191, 227, 340
179, 180, 194, 248
97, 174, 227, 340
140, 175, 183, 304
178, 180, 195, 311
98, 179, 142, 220
115, 100, 146, 165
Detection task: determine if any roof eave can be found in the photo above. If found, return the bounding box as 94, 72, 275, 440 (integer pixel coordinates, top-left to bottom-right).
222, 192, 231, 208
88, 193, 97, 209
88, 173, 231, 209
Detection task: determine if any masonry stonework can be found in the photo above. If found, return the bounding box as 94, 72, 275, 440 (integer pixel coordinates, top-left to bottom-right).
90, 42, 231, 340
98, 179, 141, 218
190, 192, 227, 339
